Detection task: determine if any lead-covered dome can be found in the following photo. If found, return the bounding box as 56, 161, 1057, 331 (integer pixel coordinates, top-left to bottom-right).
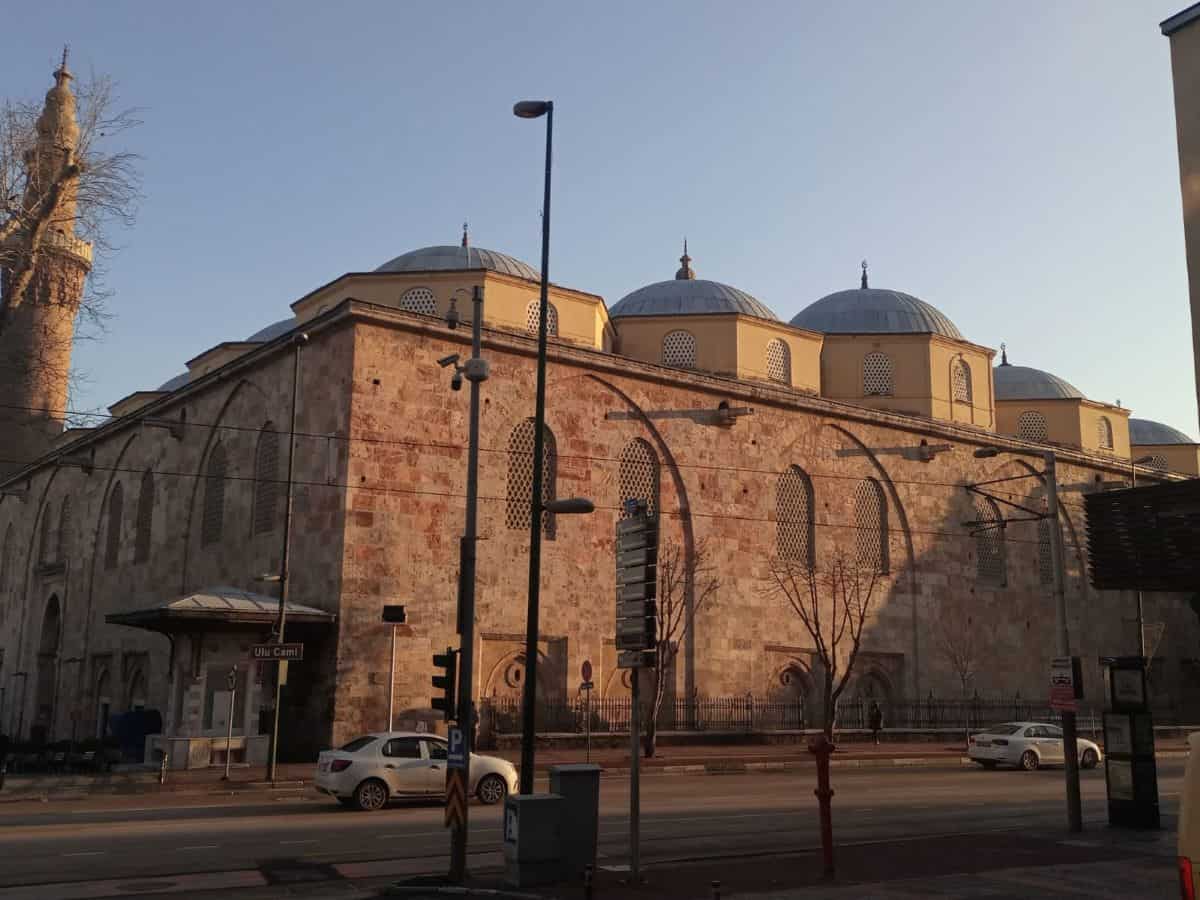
609, 242, 777, 320
993, 363, 1083, 400
375, 243, 538, 281
790, 287, 963, 339
1130, 418, 1194, 445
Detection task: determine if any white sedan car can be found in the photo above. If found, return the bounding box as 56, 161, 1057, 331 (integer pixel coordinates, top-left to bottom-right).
315, 732, 518, 811
968, 721, 1103, 771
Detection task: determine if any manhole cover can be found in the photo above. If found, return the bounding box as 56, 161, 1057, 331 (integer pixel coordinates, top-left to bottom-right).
260, 859, 341, 885
115, 882, 178, 893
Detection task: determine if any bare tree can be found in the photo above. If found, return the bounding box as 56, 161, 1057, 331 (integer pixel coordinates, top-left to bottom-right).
642, 537, 720, 758
763, 552, 884, 738
0, 60, 141, 389
931, 593, 986, 748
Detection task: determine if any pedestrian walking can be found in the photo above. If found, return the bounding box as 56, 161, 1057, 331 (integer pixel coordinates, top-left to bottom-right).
869, 701, 883, 745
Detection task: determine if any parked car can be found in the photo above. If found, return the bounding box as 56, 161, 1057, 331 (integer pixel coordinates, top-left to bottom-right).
1178, 731, 1199, 899
315, 732, 518, 811
968, 721, 1103, 771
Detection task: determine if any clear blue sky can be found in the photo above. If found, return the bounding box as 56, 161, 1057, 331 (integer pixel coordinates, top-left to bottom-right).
5, 0, 1196, 435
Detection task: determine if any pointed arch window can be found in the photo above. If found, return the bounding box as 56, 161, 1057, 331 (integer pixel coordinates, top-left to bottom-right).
399, 287, 436, 316
0, 523, 12, 608
973, 496, 1006, 585
505, 419, 557, 539
526, 301, 559, 337
1096, 416, 1114, 450
39, 502, 53, 564
134, 470, 154, 564
766, 338, 791, 384
662, 330, 696, 369
619, 439, 660, 519
853, 478, 888, 573
862, 352, 894, 396
201, 443, 228, 547
104, 482, 123, 570
952, 358, 972, 404
777, 465, 815, 567
252, 424, 281, 536
1017, 411, 1048, 443
57, 496, 72, 563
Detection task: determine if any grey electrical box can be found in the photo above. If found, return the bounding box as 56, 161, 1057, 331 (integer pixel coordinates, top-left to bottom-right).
549, 763, 601, 877
502, 793, 565, 887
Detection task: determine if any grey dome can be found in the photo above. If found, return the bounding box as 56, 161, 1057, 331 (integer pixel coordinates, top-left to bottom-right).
610, 279, 777, 320
993, 364, 1084, 401
790, 288, 963, 339
246, 318, 294, 342
158, 372, 189, 392
1130, 418, 1194, 445
375, 245, 538, 281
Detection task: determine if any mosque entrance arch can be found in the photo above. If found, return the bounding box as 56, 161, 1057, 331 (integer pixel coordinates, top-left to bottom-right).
32, 594, 61, 744
769, 663, 815, 729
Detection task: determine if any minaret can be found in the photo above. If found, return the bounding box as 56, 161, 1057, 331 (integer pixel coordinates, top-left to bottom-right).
0, 51, 92, 478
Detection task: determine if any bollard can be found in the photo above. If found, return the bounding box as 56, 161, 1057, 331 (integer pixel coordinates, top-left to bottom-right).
808, 732, 836, 879
711, 879, 721, 899
584, 864, 593, 900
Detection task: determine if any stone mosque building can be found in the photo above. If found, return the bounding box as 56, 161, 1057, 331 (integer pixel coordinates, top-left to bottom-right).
2, 60, 1199, 767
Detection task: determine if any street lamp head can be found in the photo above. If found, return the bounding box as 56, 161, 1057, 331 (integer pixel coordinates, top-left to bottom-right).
513, 100, 552, 119
974, 447, 1001, 459
446, 298, 460, 330
1133, 455, 1155, 466
543, 497, 595, 515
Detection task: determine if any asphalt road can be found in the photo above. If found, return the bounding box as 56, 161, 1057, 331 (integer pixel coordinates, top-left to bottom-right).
0, 762, 1184, 898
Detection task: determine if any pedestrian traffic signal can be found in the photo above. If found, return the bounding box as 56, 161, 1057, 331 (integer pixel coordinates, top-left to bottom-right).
432, 647, 458, 721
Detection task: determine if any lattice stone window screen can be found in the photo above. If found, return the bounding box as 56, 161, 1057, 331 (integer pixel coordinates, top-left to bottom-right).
1149, 454, 1168, 471
505, 419, 557, 538
399, 287, 436, 316
853, 478, 888, 573
862, 352, 893, 396
766, 339, 791, 384
662, 330, 696, 369
619, 438, 660, 519
776, 465, 814, 566
104, 483, 123, 570
134, 471, 154, 564
952, 359, 972, 404
201, 444, 228, 547
253, 425, 281, 536
1017, 411, 1048, 443
973, 497, 1006, 585
1037, 517, 1055, 586
1096, 416, 1114, 450
526, 301, 559, 337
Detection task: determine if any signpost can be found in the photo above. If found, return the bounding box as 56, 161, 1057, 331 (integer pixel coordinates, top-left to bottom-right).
581, 660, 594, 763
1049, 656, 1079, 712
445, 725, 468, 829
615, 500, 657, 883
251, 643, 304, 662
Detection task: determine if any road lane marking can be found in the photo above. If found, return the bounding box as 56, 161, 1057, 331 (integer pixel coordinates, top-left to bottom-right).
61, 851, 105, 857
178, 844, 218, 851
280, 839, 317, 845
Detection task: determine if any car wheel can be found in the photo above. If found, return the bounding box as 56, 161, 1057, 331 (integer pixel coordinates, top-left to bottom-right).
977, 761, 997, 769
476, 774, 507, 805
354, 778, 389, 812
1081, 748, 1099, 770
1020, 750, 1040, 771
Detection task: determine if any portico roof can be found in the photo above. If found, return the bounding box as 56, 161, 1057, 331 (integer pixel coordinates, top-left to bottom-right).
106, 586, 336, 633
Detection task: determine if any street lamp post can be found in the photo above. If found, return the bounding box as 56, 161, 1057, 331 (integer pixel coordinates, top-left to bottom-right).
1129, 455, 1154, 659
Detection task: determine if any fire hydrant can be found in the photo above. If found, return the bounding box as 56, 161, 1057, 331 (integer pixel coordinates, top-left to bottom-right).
808, 732, 836, 878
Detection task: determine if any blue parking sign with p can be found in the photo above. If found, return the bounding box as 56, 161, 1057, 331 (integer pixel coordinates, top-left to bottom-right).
447, 726, 467, 769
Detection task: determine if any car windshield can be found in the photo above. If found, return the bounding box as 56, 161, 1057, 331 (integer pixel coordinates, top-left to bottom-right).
339, 736, 377, 753
983, 724, 1023, 735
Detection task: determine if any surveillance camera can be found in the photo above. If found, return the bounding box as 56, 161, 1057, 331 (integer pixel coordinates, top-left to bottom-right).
437, 354, 460, 369
450, 372, 463, 391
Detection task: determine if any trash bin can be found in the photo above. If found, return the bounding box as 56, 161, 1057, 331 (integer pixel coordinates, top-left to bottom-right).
549, 763, 601, 877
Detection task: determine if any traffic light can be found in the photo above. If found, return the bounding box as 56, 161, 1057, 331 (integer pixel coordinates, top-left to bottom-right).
615, 501, 658, 669
432, 647, 458, 721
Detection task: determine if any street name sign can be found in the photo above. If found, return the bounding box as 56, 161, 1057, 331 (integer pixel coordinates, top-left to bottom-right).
251, 643, 304, 661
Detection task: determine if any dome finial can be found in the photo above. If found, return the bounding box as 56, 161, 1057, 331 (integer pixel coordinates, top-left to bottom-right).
675, 237, 695, 280
999, 342, 1009, 366
860, 259, 869, 289
461, 221, 469, 248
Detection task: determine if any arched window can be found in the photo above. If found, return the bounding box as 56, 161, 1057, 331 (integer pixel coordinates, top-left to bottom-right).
1017, 411, 1048, 443
1148, 454, 1168, 471
853, 478, 888, 573
505, 419, 557, 539
526, 301, 559, 337
134, 470, 154, 564
1096, 416, 1114, 450
252, 424, 281, 536
201, 443, 227, 546
126, 667, 147, 711
95, 669, 111, 739
766, 339, 791, 384
39, 502, 53, 564
952, 358, 972, 404
0, 523, 12, 610
104, 482, 123, 570
973, 497, 1006, 586
777, 465, 815, 567
662, 330, 696, 369
399, 287, 436, 315
57, 496, 72, 563
862, 352, 893, 396
619, 439, 660, 519
1037, 517, 1054, 586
